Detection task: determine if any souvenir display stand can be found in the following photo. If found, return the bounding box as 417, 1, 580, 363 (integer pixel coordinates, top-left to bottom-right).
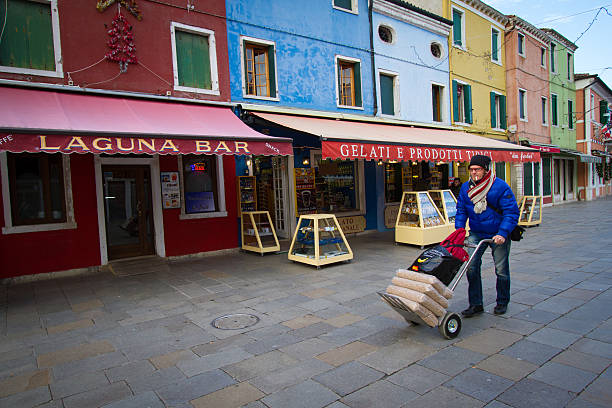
288, 214, 353, 268
428, 190, 458, 224
518, 195, 542, 226
238, 176, 256, 215
395, 191, 450, 248
241, 211, 280, 255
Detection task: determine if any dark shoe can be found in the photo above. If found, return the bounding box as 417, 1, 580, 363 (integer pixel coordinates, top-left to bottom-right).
493, 304, 508, 315
461, 305, 484, 318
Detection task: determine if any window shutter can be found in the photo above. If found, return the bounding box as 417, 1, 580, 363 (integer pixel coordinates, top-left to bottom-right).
500, 95, 507, 129
267, 45, 276, 98
542, 157, 551, 195
600, 100, 609, 124
568, 100, 573, 129
464, 84, 472, 124
452, 80, 459, 122
334, 0, 352, 10
380, 74, 394, 115
490, 92, 497, 128
492, 30, 498, 61
176, 31, 211, 90
534, 162, 540, 195
523, 163, 533, 195
452, 10, 462, 45
551, 95, 558, 125
354, 63, 362, 107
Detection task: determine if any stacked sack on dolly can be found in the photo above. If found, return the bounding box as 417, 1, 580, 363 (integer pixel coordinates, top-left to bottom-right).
386, 269, 453, 327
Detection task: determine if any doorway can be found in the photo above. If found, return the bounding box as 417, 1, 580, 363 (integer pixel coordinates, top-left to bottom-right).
102, 165, 155, 260
253, 156, 290, 238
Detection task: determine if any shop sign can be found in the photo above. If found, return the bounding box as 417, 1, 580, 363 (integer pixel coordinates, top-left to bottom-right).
337, 216, 366, 234
530, 145, 561, 153
384, 205, 400, 229
322, 141, 540, 163
0, 134, 293, 156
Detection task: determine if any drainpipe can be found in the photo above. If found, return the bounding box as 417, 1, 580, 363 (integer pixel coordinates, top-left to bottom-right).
368, 0, 377, 116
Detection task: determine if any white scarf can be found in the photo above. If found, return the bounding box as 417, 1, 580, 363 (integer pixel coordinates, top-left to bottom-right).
468, 170, 495, 214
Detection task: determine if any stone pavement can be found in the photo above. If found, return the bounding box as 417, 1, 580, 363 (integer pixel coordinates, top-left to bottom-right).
1, 198, 611, 408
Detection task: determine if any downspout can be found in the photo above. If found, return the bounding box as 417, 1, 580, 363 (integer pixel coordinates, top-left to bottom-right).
368, 0, 377, 115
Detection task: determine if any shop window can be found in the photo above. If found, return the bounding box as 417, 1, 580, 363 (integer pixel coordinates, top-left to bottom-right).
432, 84, 444, 122
181, 155, 221, 215
491, 28, 500, 62
379, 72, 397, 116
542, 157, 551, 195
0, 0, 62, 77
490, 92, 506, 129
242, 38, 277, 99
171, 23, 219, 95
452, 80, 472, 124
541, 97, 547, 125
551, 93, 558, 126
6, 153, 66, 226
452, 8, 464, 47
517, 33, 525, 57
333, 0, 357, 13
568, 100, 574, 129
519, 89, 527, 120
337, 57, 362, 108
384, 163, 403, 203
540, 47, 546, 67
313, 154, 361, 213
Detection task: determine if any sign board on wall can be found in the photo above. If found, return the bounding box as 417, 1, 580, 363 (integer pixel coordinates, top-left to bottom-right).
384, 205, 400, 229
337, 216, 366, 234
160, 172, 180, 209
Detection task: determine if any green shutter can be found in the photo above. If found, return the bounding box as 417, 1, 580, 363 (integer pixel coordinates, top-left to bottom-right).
534, 162, 540, 195
0, 0, 55, 71
464, 84, 472, 124
176, 30, 212, 89
542, 157, 551, 195
452, 10, 462, 46
354, 63, 362, 107
523, 163, 533, 195
600, 100, 609, 124
452, 80, 459, 122
492, 30, 498, 61
500, 95, 507, 129
551, 95, 558, 125
550, 43, 555, 71
490, 92, 497, 128
334, 0, 352, 10
495, 162, 505, 180
380, 74, 394, 115
568, 100, 573, 129
267, 45, 276, 98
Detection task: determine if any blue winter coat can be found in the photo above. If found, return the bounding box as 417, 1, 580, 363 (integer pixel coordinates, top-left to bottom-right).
455, 178, 519, 239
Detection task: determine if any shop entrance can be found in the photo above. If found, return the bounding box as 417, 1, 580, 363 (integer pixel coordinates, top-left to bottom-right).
102, 165, 155, 260
253, 156, 290, 238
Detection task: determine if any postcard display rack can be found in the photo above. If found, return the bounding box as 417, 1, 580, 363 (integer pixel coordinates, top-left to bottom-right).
238, 176, 256, 215
241, 211, 280, 255
395, 191, 450, 248
288, 214, 353, 268
429, 189, 458, 226
518, 195, 542, 226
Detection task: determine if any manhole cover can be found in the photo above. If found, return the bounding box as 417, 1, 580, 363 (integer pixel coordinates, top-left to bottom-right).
211, 313, 260, 330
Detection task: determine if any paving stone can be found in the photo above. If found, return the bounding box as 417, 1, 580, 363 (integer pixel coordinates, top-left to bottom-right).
527, 361, 597, 393
510, 290, 550, 306
476, 353, 538, 381
501, 339, 562, 365
124, 366, 186, 394
262, 379, 338, 408
148, 349, 198, 370
340, 379, 418, 408
497, 378, 574, 408
445, 368, 514, 402
586, 323, 612, 342
552, 350, 611, 373
250, 358, 333, 394
101, 391, 165, 408
298, 298, 339, 312
281, 314, 323, 329
0, 369, 50, 398
50, 371, 108, 399
391, 385, 482, 408
525, 327, 582, 349
455, 328, 523, 356
300, 288, 336, 299
580, 377, 612, 407
46, 319, 94, 335
325, 313, 366, 328
532, 296, 585, 314
0, 385, 51, 408
316, 341, 377, 367
242, 333, 302, 355
62, 381, 132, 408
290, 322, 336, 340
558, 288, 601, 301
358, 339, 435, 374
483, 401, 513, 408
570, 338, 612, 359
492, 317, 542, 335
387, 363, 450, 394
51, 351, 128, 380
191, 334, 255, 356
358, 327, 412, 347
221, 350, 298, 381
565, 396, 609, 408
37, 340, 115, 368
156, 369, 236, 406
278, 338, 336, 361
512, 309, 561, 325
312, 361, 384, 396
419, 346, 487, 376
71, 299, 104, 313
546, 316, 602, 335
177, 346, 253, 377
105, 360, 156, 382
190, 382, 265, 408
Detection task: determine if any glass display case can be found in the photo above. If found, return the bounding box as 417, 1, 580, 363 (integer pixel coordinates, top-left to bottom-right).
518, 195, 542, 226
395, 191, 451, 248
238, 176, 256, 215
288, 214, 353, 268
429, 189, 458, 224
241, 211, 280, 255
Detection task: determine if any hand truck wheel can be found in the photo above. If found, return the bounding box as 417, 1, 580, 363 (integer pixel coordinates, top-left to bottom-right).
438, 312, 461, 339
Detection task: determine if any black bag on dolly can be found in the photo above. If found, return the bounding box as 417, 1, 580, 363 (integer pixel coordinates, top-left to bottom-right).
408, 245, 463, 286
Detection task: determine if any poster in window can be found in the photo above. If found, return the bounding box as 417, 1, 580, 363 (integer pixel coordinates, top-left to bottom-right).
294, 168, 317, 215
185, 191, 215, 213
160, 171, 180, 209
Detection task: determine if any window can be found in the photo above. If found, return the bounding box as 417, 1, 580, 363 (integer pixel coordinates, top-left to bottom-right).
333, 0, 357, 13
591, 94, 596, 120
380, 72, 397, 116
242, 38, 277, 99
519, 89, 527, 120
495, 162, 506, 180
542, 157, 551, 196
171, 23, 219, 95
540, 47, 546, 67
181, 155, 221, 215
541, 97, 547, 125
550, 43, 556, 72
312, 152, 362, 213
566, 53, 572, 81
0, 0, 62, 77
432, 84, 444, 122
551, 93, 558, 126
600, 100, 609, 124
430, 42, 442, 59
568, 100, 573, 129
378, 26, 393, 43
568, 160, 574, 193
384, 163, 402, 203
491, 28, 500, 62
517, 33, 525, 57
6, 153, 66, 226
452, 80, 472, 124
337, 57, 362, 108
452, 8, 464, 47
490, 92, 506, 129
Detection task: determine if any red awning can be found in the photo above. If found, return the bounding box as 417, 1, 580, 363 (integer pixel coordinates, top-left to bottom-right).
254, 113, 540, 163
0, 87, 292, 156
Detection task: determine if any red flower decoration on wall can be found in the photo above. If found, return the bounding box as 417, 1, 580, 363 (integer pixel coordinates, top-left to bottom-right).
105, 13, 137, 72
